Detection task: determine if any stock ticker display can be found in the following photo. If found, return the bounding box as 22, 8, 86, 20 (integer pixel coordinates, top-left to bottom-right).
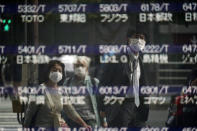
0, 0, 197, 130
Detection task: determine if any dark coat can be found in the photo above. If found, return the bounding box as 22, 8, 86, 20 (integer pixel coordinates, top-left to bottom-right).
98, 55, 149, 123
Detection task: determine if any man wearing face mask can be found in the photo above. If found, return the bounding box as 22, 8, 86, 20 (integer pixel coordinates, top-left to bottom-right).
99, 30, 149, 128
63, 56, 105, 128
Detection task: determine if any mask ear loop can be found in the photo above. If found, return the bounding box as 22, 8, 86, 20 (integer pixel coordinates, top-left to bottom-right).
138, 39, 146, 51
139, 39, 146, 46
58, 72, 63, 82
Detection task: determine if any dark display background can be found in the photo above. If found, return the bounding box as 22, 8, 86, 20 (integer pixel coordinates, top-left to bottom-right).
0, 0, 197, 128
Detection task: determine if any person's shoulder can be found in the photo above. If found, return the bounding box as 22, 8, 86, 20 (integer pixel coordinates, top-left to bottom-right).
39, 83, 47, 89
40, 83, 45, 87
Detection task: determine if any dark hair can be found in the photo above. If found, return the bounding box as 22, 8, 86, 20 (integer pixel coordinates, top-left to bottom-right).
187, 68, 197, 86
127, 29, 146, 40
45, 60, 65, 85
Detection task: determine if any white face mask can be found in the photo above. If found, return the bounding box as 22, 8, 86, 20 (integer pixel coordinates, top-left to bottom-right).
49, 71, 62, 83
74, 67, 86, 78
128, 38, 146, 52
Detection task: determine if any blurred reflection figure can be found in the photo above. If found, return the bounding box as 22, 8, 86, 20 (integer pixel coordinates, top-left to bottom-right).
99, 30, 149, 128
188, 68, 197, 86
63, 56, 106, 128
166, 68, 197, 127
1, 59, 22, 99
24, 60, 91, 130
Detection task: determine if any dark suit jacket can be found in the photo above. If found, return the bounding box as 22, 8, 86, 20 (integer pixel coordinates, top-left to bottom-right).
98, 55, 149, 122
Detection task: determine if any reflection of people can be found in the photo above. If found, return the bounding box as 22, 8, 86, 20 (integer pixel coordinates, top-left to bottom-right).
63, 56, 106, 128
99, 31, 149, 128
1, 60, 22, 99
24, 60, 91, 130
166, 68, 197, 127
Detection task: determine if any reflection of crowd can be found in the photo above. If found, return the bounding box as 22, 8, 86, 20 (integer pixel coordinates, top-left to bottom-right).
22, 31, 150, 130
2, 31, 196, 129
24, 60, 91, 130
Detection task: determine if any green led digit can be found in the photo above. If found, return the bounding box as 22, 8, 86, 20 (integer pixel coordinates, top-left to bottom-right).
4, 24, 9, 31
2, 19, 12, 31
